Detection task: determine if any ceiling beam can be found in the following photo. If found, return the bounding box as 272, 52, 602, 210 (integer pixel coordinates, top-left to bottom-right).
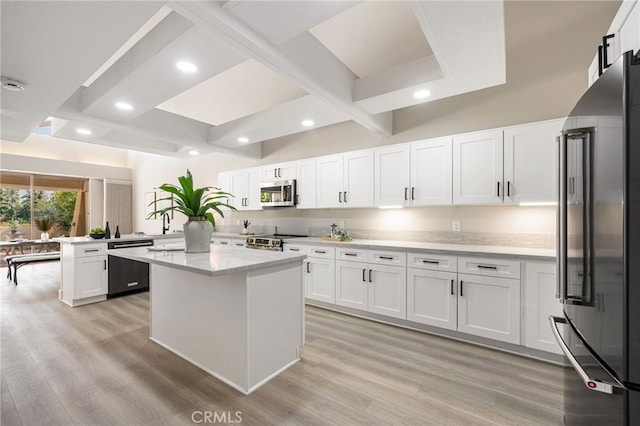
168, 1, 393, 137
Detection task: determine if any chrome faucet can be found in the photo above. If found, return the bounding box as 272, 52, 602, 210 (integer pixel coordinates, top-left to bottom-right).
162, 213, 170, 234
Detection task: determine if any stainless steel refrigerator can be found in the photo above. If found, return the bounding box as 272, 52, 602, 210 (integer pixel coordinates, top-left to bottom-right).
551, 50, 640, 425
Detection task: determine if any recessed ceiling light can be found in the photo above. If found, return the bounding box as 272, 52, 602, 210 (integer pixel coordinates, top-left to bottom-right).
188, 150, 199, 156
1, 77, 26, 91
301, 119, 314, 127
115, 102, 133, 111
76, 128, 92, 135
413, 89, 431, 99
176, 61, 197, 73
237, 136, 249, 143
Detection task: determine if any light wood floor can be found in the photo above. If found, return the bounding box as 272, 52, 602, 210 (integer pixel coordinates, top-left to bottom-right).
1, 263, 564, 425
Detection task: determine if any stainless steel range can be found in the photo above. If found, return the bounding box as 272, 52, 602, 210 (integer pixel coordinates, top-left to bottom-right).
245, 234, 305, 251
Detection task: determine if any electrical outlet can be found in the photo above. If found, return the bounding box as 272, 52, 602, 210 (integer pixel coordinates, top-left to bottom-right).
452, 221, 461, 232
339, 220, 345, 228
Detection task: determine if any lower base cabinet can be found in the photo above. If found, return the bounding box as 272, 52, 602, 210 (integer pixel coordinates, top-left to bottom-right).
457, 273, 521, 345
306, 256, 336, 303
524, 261, 563, 354
335, 249, 407, 320
407, 268, 457, 330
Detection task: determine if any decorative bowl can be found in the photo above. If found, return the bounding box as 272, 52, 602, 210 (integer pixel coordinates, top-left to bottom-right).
89, 233, 106, 239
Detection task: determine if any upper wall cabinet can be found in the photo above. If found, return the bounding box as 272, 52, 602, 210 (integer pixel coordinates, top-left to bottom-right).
262, 161, 296, 182
220, 167, 263, 211
374, 138, 453, 207
453, 130, 504, 205
504, 119, 562, 204
316, 150, 374, 209
296, 159, 316, 209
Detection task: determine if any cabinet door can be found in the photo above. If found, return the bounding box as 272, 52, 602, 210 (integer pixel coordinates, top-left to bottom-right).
410, 138, 453, 205
504, 120, 561, 204
374, 144, 410, 207
296, 159, 316, 209
316, 154, 343, 208
305, 257, 335, 303
262, 161, 296, 181
76, 256, 107, 298
218, 172, 232, 206
457, 273, 520, 344
335, 260, 368, 310
407, 268, 457, 330
230, 171, 248, 210
524, 261, 563, 354
453, 130, 503, 204
245, 168, 263, 211
343, 150, 374, 208
368, 264, 407, 319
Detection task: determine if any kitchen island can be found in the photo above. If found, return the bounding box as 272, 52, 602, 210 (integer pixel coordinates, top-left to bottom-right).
108, 245, 306, 395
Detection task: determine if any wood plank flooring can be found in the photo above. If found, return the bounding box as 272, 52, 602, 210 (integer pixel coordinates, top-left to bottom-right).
1, 263, 564, 425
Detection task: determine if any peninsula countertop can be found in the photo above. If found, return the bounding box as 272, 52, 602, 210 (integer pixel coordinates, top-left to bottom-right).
106, 245, 306, 277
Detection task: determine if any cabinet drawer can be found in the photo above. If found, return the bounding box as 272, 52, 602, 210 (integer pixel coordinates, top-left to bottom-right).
284, 244, 307, 255
307, 246, 335, 259
457, 256, 521, 279
336, 247, 368, 262
76, 243, 107, 257
368, 250, 406, 267
407, 252, 457, 272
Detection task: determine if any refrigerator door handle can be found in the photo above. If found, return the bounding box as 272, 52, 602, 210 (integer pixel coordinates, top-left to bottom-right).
549, 316, 627, 394
557, 134, 568, 300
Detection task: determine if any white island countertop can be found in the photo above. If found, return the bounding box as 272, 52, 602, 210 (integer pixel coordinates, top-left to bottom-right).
107, 245, 306, 277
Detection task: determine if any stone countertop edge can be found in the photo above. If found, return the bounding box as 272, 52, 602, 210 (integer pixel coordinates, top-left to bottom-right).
107, 245, 307, 278
53, 232, 248, 245
285, 237, 556, 260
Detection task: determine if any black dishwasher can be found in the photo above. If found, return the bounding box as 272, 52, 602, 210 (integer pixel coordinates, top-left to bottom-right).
107, 239, 153, 298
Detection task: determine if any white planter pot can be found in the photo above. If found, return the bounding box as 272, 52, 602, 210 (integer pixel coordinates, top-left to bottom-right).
40, 232, 49, 241
183, 217, 213, 253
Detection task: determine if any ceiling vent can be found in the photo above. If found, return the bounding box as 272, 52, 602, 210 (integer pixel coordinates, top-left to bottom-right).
1, 77, 26, 91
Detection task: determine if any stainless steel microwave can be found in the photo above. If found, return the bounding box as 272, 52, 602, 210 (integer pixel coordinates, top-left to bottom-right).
260, 180, 297, 207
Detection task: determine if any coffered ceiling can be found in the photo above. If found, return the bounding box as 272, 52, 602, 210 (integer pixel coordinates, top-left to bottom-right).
0, 1, 505, 158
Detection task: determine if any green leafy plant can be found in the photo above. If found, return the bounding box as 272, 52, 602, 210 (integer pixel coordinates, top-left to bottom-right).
34, 217, 56, 232
149, 169, 236, 227
243, 219, 251, 228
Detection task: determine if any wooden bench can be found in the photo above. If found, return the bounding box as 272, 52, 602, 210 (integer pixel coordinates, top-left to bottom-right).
5, 252, 60, 285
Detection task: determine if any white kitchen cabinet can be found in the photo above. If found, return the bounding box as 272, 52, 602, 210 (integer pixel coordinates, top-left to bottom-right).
262, 161, 296, 181
410, 138, 453, 206
336, 248, 406, 319
227, 167, 262, 211
523, 261, 563, 354
453, 130, 504, 204
407, 253, 458, 330
295, 159, 316, 209
457, 255, 521, 344
316, 150, 374, 208
374, 138, 452, 207
60, 242, 108, 307
286, 245, 336, 304
504, 120, 562, 204
374, 144, 410, 207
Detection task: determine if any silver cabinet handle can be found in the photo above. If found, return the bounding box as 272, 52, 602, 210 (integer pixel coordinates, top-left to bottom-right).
314, 250, 326, 254
343, 192, 347, 203
368, 269, 372, 283
103, 260, 107, 270
450, 279, 454, 295
379, 256, 394, 260
307, 262, 311, 273
422, 260, 439, 264
84, 248, 100, 253
127, 281, 139, 287
362, 268, 366, 282
274, 169, 277, 178
339, 192, 342, 203
411, 187, 415, 200
460, 280, 464, 296
278, 168, 282, 178
507, 181, 511, 197
404, 187, 408, 201
549, 316, 625, 394
344, 253, 357, 257
497, 181, 501, 197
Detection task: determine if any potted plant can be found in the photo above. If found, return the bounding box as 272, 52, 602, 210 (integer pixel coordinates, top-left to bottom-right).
35, 217, 56, 241
242, 219, 251, 234
149, 169, 236, 253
